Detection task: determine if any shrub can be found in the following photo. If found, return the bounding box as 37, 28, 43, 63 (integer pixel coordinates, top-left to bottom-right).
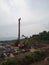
23, 53, 34, 65
47, 57, 49, 61
32, 50, 41, 61
0, 50, 47, 65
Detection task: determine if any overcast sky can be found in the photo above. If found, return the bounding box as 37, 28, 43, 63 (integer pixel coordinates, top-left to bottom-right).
0, 0, 49, 39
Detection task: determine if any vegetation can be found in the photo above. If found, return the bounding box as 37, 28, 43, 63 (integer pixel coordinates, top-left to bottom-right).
21, 31, 49, 46
47, 57, 49, 61
39, 31, 49, 40
0, 50, 48, 65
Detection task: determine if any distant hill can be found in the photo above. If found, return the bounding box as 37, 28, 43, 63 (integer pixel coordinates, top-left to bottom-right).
0, 37, 17, 41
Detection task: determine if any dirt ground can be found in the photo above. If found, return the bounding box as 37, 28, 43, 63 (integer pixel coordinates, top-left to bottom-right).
31, 60, 49, 65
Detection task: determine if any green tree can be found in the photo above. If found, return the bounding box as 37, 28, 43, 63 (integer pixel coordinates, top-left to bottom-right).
39, 31, 48, 40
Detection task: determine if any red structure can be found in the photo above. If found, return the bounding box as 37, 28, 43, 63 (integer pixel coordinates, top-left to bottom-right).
18, 18, 21, 42
15, 18, 21, 46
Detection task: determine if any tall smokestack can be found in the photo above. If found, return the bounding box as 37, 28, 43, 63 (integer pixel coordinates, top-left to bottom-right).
18, 18, 21, 41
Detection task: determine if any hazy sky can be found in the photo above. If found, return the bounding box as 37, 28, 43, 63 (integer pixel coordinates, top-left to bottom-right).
0, 0, 49, 38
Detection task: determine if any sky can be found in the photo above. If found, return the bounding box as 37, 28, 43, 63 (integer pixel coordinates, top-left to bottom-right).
0, 0, 49, 40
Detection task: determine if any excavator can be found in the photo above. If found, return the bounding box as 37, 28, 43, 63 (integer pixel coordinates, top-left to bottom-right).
14, 35, 31, 53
